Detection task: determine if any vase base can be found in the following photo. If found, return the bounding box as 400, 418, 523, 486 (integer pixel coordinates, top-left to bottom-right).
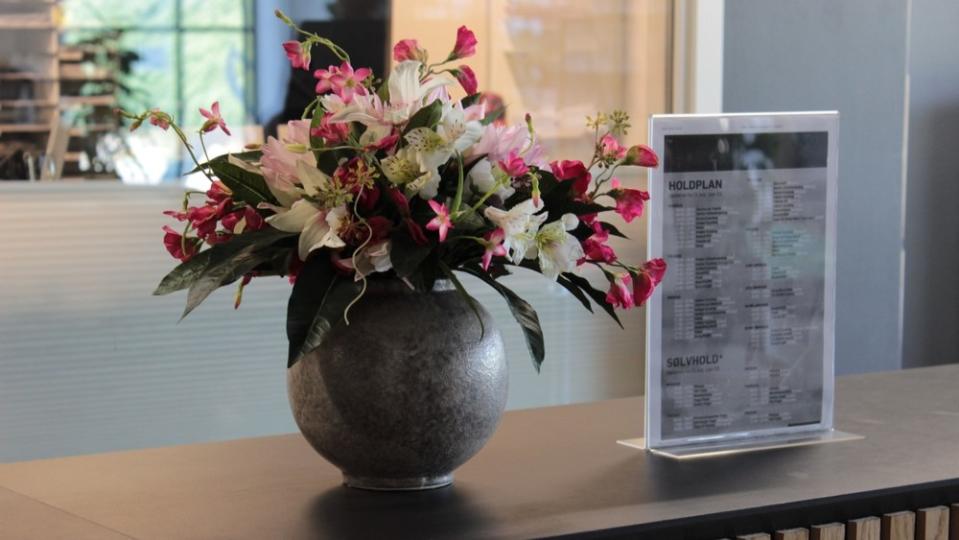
342, 473, 453, 491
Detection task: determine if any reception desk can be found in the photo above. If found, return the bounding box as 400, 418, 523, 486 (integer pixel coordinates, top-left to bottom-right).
2, 364, 959, 539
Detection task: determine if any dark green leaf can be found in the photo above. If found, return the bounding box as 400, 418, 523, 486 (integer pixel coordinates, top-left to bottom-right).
555, 274, 594, 313
460, 265, 546, 372
480, 105, 505, 126
154, 249, 216, 296
562, 272, 623, 328
296, 279, 362, 365
209, 159, 276, 206
188, 150, 262, 174
163, 227, 294, 318
390, 227, 433, 278
403, 99, 443, 134
460, 93, 481, 109
286, 254, 336, 367
440, 263, 485, 336
600, 221, 629, 238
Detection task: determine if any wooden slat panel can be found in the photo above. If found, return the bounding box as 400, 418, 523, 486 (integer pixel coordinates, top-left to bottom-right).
882, 511, 916, 540
950, 504, 959, 540
737, 534, 771, 540
810, 522, 845, 540
775, 528, 809, 540
917, 506, 949, 540
849, 517, 882, 540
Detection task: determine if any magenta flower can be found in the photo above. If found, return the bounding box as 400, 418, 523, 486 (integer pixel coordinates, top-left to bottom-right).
452, 65, 478, 95
313, 62, 372, 103
550, 159, 591, 200
624, 144, 659, 167
282, 40, 311, 71
393, 38, 427, 62
199, 101, 231, 136
450, 25, 478, 60
498, 150, 529, 178
580, 222, 617, 264
610, 187, 650, 223
634, 258, 667, 307
481, 228, 508, 270
599, 133, 627, 160
162, 226, 199, 262
148, 109, 170, 130
606, 272, 634, 309
426, 200, 454, 242
310, 113, 350, 144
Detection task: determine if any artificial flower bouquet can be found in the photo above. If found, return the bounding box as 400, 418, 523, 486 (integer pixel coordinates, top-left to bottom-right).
124, 11, 666, 371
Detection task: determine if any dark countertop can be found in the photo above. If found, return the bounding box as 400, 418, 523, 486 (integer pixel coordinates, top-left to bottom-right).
1, 365, 959, 539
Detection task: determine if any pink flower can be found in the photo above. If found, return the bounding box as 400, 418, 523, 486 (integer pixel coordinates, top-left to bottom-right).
221, 206, 265, 233
580, 222, 617, 264
393, 38, 427, 62
450, 26, 478, 60
606, 273, 634, 309
148, 109, 170, 130
206, 180, 231, 204
644, 258, 667, 285
363, 132, 399, 152
611, 187, 650, 223
624, 144, 659, 167
452, 65, 478, 95
282, 40, 311, 71
162, 226, 199, 262
426, 200, 453, 242
550, 159, 591, 199
600, 133, 627, 160
634, 258, 667, 307
481, 228, 508, 270
313, 62, 372, 103
199, 101, 231, 136
310, 113, 350, 144
498, 150, 529, 178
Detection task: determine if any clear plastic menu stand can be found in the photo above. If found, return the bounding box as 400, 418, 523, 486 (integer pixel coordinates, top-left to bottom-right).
620, 112, 861, 460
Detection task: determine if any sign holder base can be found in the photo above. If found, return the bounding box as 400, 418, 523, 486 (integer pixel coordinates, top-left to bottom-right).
617, 429, 862, 460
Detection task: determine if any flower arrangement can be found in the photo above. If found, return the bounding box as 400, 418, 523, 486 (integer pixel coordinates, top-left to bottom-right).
125, 11, 666, 371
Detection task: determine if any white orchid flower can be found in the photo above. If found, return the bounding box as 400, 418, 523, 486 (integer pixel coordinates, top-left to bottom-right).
267, 202, 349, 261
529, 213, 583, 280
353, 240, 393, 280
484, 199, 547, 264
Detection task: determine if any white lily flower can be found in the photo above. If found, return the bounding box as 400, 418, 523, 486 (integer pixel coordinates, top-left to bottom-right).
267, 201, 348, 261
381, 146, 442, 199
468, 158, 515, 200
484, 199, 547, 264
530, 213, 584, 280
331, 61, 453, 132
405, 100, 483, 172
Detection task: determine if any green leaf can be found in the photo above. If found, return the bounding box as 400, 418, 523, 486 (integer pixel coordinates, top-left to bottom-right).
460, 265, 546, 372
562, 272, 623, 328
286, 254, 336, 367
460, 93, 481, 109
154, 249, 217, 295
555, 274, 594, 313
600, 221, 629, 238
188, 150, 261, 174
161, 227, 294, 319
390, 227, 433, 278
440, 262, 485, 336
296, 278, 362, 366
403, 99, 443, 134
481, 105, 505, 126
208, 158, 276, 206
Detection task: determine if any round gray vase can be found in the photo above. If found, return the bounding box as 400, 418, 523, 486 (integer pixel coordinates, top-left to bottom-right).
287, 279, 508, 491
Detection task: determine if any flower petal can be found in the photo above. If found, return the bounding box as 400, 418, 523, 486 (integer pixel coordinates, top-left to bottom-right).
266, 199, 319, 233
